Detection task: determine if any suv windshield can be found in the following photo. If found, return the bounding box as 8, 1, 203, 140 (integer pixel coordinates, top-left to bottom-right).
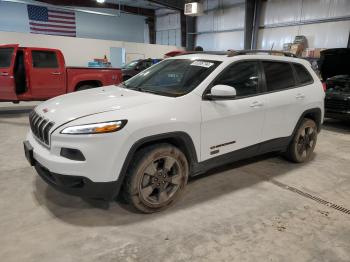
0, 48, 14, 68
122, 59, 221, 97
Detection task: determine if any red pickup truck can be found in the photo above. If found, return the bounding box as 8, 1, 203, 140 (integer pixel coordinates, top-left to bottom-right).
0, 44, 122, 102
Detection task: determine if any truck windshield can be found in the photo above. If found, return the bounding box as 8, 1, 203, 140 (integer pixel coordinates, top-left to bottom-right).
122, 59, 221, 97
0, 48, 14, 68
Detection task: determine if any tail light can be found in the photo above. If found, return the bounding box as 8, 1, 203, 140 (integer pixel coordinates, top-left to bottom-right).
322, 82, 327, 91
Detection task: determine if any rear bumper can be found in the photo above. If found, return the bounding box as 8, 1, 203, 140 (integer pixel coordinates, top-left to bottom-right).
34, 161, 119, 200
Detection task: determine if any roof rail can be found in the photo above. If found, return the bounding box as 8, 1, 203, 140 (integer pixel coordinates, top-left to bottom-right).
175, 51, 229, 56
227, 49, 297, 58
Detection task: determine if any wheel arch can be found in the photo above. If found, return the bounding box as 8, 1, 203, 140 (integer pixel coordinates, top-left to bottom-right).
293, 108, 322, 136
113, 132, 198, 198
75, 80, 102, 91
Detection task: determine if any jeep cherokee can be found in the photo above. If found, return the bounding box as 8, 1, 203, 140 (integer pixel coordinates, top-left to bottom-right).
24, 51, 325, 213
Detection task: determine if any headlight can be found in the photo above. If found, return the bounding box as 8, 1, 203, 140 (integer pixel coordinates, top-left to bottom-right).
61, 120, 127, 135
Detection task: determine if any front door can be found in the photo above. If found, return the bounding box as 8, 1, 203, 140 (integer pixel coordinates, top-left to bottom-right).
200, 61, 266, 161
28, 49, 65, 99
0, 44, 19, 101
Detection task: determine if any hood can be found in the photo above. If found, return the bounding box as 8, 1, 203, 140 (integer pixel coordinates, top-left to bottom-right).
35, 86, 163, 125
319, 48, 350, 81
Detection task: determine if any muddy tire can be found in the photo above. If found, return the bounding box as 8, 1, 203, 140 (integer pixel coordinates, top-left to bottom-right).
123, 144, 189, 213
285, 118, 318, 163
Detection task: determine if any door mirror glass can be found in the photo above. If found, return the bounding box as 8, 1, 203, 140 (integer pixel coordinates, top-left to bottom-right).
206, 85, 236, 100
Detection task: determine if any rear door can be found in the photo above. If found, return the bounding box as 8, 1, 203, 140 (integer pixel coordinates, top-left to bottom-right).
28, 49, 65, 99
260, 61, 304, 142
0, 44, 19, 100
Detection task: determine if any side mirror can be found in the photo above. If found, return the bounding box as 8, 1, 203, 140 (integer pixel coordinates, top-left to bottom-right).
205, 85, 237, 100
135, 66, 141, 71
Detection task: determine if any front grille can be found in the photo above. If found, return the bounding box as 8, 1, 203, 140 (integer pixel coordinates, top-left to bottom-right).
29, 110, 54, 146
325, 99, 350, 111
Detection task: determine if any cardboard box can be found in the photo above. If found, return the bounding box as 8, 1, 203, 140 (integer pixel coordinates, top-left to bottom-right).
290, 43, 304, 56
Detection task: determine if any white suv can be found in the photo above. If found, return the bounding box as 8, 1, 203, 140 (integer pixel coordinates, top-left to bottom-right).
24, 51, 325, 213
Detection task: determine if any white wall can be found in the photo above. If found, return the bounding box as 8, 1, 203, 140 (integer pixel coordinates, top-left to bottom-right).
196, 0, 245, 51
258, 0, 350, 49
0, 31, 182, 66
155, 8, 182, 47
0, 1, 149, 44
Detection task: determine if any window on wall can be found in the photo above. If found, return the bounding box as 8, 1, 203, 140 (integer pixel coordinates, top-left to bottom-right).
213, 61, 260, 97
32, 51, 58, 68
263, 61, 295, 91
293, 63, 313, 85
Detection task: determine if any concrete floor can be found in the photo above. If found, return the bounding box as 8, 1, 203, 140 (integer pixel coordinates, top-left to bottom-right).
0, 106, 349, 262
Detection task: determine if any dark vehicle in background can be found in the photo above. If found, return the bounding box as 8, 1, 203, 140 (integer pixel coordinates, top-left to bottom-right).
319, 48, 350, 120
122, 58, 161, 81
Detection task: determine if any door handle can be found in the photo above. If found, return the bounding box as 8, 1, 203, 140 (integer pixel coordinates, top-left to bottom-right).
296, 93, 305, 99
250, 101, 264, 108
0, 72, 9, 76
51, 72, 61, 75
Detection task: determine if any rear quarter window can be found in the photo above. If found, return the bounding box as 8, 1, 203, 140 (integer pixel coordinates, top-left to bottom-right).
263, 61, 295, 92
32, 51, 58, 68
293, 63, 313, 85
0, 48, 14, 68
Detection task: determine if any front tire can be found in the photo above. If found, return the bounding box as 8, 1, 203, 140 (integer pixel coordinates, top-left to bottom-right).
123, 144, 189, 213
285, 118, 318, 163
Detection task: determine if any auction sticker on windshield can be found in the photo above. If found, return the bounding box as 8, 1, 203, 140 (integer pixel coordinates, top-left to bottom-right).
190, 61, 214, 68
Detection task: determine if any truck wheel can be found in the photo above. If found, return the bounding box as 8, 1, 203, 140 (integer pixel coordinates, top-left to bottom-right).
76, 85, 94, 91
123, 144, 189, 213
285, 118, 318, 163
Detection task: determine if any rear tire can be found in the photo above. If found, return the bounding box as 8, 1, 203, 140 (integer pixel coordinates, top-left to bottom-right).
123, 144, 189, 213
285, 118, 318, 163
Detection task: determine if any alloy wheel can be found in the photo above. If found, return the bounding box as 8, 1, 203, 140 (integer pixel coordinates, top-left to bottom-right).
139, 156, 183, 206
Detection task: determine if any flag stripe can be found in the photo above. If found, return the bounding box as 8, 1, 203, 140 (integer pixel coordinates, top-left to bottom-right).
31, 31, 76, 36
30, 27, 76, 34
29, 22, 76, 29
49, 14, 75, 20
48, 10, 75, 15
47, 19, 75, 24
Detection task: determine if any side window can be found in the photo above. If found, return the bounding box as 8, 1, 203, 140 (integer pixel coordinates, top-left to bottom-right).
213, 61, 259, 97
263, 61, 295, 91
32, 51, 58, 68
0, 48, 14, 68
293, 63, 313, 85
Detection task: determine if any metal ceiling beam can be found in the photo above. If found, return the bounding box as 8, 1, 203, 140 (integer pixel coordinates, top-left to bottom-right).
36, 0, 155, 17
147, 0, 185, 11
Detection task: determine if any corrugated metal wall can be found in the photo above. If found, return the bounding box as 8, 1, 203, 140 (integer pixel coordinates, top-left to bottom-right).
196, 0, 245, 51
195, 0, 350, 51
155, 8, 182, 46
258, 0, 350, 49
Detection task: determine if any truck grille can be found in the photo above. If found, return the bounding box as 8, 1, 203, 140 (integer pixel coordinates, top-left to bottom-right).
29, 111, 54, 146
325, 99, 350, 111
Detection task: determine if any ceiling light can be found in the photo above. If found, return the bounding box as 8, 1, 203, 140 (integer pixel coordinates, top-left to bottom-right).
96, 0, 105, 3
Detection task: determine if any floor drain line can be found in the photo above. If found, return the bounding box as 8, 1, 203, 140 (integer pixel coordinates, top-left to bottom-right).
267, 177, 350, 215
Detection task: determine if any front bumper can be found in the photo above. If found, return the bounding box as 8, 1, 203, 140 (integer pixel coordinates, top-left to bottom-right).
24, 140, 121, 200
24, 126, 131, 200
34, 161, 119, 200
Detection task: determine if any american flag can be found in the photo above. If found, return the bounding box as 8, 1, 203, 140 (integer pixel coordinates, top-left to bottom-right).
27, 5, 76, 37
